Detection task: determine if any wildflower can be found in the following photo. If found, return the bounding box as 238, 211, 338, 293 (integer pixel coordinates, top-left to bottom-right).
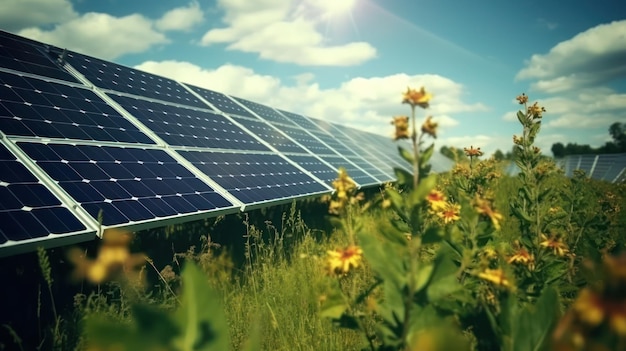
507, 247, 535, 270
464, 145, 484, 157
326, 245, 363, 276
516, 93, 528, 105
512, 135, 523, 145
382, 198, 391, 209
473, 196, 503, 230
528, 102, 546, 118
402, 86, 431, 108
421, 116, 438, 138
478, 268, 511, 288
572, 288, 626, 336
332, 167, 356, 199
540, 233, 569, 256
426, 189, 447, 211
328, 200, 342, 215
532, 146, 541, 154
391, 115, 410, 140
437, 202, 461, 224
481, 247, 498, 260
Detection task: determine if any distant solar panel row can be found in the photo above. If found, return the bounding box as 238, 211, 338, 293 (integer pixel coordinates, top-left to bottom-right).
0, 30, 450, 256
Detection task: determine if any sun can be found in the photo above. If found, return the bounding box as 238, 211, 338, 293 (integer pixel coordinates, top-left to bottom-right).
312, 0, 357, 18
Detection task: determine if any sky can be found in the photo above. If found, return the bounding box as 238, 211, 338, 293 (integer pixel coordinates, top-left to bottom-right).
2, 0, 626, 157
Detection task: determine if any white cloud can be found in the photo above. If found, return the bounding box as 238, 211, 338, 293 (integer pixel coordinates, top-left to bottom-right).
134, 60, 486, 139
201, 0, 377, 66
18, 13, 169, 60
0, 0, 77, 31
156, 1, 204, 32
516, 20, 626, 92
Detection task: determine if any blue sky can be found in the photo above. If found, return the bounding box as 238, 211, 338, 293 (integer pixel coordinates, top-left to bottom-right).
3, 0, 626, 157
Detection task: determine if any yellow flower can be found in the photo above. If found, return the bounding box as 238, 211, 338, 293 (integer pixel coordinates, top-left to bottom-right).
507, 247, 535, 270
326, 245, 363, 276
437, 202, 461, 224
573, 288, 626, 336
516, 93, 528, 105
512, 135, 523, 145
391, 115, 410, 140
474, 196, 503, 230
463, 145, 484, 157
481, 247, 498, 260
478, 269, 511, 288
527, 102, 546, 118
402, 86, 432, 108
421, 116, 438, 138
426, 189, 447, 211
539, 233, 569, 256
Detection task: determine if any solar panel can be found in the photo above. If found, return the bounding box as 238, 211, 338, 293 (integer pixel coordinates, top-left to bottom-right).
0, 141, 92, 253
283, 154, 339, 186
276, 109, 321, 131
0, 71, 154, 144
17, 141, 235, 226
185, 84, 257, 119
179, 150, 330, 205
230, 116, 309, 153
64, 51, 208, 109
107, 92, 271, 151
317, 155, 379, 186
232, 96, 296, 126
0, 31, 79, 83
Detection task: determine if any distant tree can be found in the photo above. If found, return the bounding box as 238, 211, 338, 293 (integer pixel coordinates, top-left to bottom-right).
493, 149, 505, 161
609, 122, 626, 150
551, 142, 565, 158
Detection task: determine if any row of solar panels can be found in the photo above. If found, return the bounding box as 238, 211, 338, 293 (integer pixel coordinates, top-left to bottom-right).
0, 30, 452, 256
505, 153, 626, 183
556, 153, 626, 183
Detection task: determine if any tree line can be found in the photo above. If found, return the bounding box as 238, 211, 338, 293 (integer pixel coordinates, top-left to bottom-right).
551, 122, 626, 158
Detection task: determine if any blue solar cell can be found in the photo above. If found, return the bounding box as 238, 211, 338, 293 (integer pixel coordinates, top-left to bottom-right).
0, 71, 155, 143
231, 116, 309, 153
17, 142, 234, 226
276, 109, 320, 131
310, 130, 356, 156
64, 51, 207, 109
108, 93, 271, 151
276, 125, 337, 155
284, 155, 339, 186
232, 97, 296, 125
185, 84, 258, 119
317, 155, 379, 186
0, 142, 87, 244
0, 31, 78, 82
179, 151, 329, 204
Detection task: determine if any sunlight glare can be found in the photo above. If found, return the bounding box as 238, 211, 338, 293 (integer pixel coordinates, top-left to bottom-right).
313, 0, 357, 18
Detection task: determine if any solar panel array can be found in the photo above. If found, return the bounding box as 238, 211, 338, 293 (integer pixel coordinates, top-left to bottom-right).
505, 154, 626, 183
0, 30, 451, 256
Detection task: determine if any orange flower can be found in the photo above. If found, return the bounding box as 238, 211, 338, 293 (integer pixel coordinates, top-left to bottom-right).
507, 247, 535, 270
402, 86, 432, 108
426, 189, 447, 211
463, 145, 484, 157
391, 115, 410, 140
326, 245, 364, 276
572, 288, 626, 336
478, 269, 511, 288
421, 116, 438, 138
527, 102, 546, 118
539, 233, 569, 256
437, 202, 461, 224
516, 93, 528, 105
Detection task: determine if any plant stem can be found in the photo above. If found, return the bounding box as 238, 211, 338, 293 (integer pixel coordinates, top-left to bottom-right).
411, 105, 420, 188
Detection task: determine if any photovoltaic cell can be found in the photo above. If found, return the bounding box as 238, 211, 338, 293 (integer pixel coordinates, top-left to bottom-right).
231, 116, 309, 153
0, 31, 78, 83
232, 96, 296, 125
185, 84, 257, 119
277, 125, 337, 155
0, 142, 87, 244
310, 130, 357, 156
108, 93, 270, 151
276, 109, 321, 131
284, 155, 339, 186
64, 51, 207, 109
0, 71, 154, 144
318, 155, 379, 186
179, 150, 329, 204
17, 142, 234, 226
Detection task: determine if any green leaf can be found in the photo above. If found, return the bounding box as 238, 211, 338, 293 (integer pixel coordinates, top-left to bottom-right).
420, 143, 434, 167
415, 264, 434, 292
394, 167, 414, 187
512, 287, 560, 351
421, 226, 443, 244
173, 261, 230, 351
516, 111, 527, 125
409, 174, 438, 208
426, 253, 461, 302
399, 146, 414, 164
